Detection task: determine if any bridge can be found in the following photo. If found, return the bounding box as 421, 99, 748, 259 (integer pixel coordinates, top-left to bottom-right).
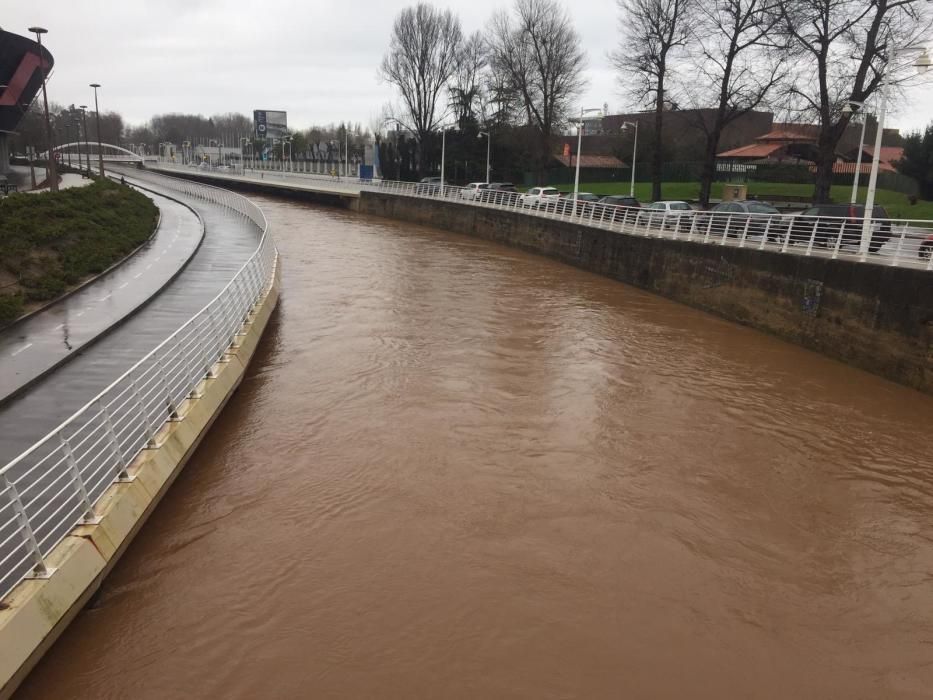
0, 166, 932, 699
42, 142, 158, 164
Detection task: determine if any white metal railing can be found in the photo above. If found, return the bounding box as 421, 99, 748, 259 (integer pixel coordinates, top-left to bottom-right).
0, 175, 278, 600
151, 161, 933, 270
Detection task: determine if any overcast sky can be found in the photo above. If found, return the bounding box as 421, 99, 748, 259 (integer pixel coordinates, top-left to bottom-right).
5, 0, 932, 134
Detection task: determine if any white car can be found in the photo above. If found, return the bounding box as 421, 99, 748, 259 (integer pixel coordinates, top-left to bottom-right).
518, 186, 561, 208
460, 182, 489, 200
637, 200, 695, 228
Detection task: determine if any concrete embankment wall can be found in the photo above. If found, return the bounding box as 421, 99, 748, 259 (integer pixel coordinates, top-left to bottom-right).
359, 192, 933, 395
0, 267, 281, 700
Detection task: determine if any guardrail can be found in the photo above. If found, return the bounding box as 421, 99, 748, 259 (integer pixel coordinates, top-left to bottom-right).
157, 159, 932, 270
0, 175, 277, 600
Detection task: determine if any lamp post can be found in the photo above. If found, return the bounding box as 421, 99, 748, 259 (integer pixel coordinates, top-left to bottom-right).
860, 48, 930, 258
572, 108, 603, 216
478, 131, 490, 183
89, 83, 104, 177
842, 100, 867, 205
29, 26, 57, 191
79, 106, 89, 176
440, 124, 450, 197
621, 120, 639, 198
345, 129, 350, 178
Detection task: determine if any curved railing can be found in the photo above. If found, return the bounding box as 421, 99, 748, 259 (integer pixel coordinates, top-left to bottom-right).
0, 175, 278, 600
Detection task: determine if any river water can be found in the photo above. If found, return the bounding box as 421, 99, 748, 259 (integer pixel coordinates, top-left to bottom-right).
16, 195, 933, 699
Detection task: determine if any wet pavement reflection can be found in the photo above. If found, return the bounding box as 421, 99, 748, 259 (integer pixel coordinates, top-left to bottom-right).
16, 195, 933, 699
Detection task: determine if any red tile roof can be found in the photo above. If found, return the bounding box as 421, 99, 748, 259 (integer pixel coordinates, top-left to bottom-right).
863, 146, 904, 166
716, 142, 784, 159
553, 154, 626, 168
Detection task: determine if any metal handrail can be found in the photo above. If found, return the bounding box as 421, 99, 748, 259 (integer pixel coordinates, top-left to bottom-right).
0, 174, 278, 600
153, 160, 933, 271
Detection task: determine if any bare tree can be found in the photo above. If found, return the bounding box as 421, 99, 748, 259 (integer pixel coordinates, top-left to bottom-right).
684, 0, 786, 206
612, 0, 693, 201
450, 31, 488, 129
487, 0, 587, 181
782, 0, 933, 203
379, 2, 463, 175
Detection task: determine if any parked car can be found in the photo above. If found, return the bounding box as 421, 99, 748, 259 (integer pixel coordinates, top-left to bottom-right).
636, 200, 695, 230
518, 186, 561, 208
460, 182, 489, 200
788, 204, 891, 252
542, 192, 603, 216
919, 234, 933, 260
599, 195, 641, 208
479, 182, 520, 205
696, 200, 789, 240
415, 176, 442, 195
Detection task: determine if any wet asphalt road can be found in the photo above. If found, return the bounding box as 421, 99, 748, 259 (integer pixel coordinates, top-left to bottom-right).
0, 171, 262, 465
0, 189, 204, 404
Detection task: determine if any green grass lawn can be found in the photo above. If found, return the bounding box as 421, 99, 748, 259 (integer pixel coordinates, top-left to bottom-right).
548, 181, 933, 220
0, 179, 158, 326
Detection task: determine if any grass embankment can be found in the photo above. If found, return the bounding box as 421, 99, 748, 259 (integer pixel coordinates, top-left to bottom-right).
0, 179, 158, 326
552, 181, 933, 220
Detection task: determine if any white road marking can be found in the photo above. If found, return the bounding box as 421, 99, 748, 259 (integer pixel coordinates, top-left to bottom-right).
145, 264, 152, 270
98, 294, 112, 302
133, 273, 142, 279
53, 323, 64, 330
76, 311, 85, 317
118, 282, 128, 290
11, 342, 33, 357
155, 257, 161, 262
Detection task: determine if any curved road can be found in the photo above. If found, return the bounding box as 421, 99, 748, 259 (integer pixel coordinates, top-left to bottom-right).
0, 188, 203, 404
0, 171, 263, 465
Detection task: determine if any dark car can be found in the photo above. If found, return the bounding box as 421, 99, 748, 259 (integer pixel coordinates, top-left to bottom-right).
788, 204, 892, 252
542, 192, 602, 216
414, 176, 442, 195
918, 234, 933, 260
479, 182, 520, 205
599, 195, 641, 208
697, 200, 788, 241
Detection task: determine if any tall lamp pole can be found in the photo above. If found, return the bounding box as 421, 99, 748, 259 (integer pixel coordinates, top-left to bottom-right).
89, 83, 104, 177
29, 26, 58, 191
621, 120, 639, 198
440, 125, 449, 197
79, 106, 89, 176
478, 131, 490, 183
572, 108, 603, 216
860, 48, 930, 258
842, 100, 867, 205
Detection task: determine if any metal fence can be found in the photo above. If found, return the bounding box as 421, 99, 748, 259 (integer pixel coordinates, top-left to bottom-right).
151, 162, 933, 270
0, 176, 278, 600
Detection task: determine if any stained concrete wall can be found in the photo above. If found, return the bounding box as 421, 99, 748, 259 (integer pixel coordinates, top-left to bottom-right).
359, 192, 933, 395
0, 264, 280, 699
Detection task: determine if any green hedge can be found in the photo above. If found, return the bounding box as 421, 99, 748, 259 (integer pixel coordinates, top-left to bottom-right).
0, 179, 158, 326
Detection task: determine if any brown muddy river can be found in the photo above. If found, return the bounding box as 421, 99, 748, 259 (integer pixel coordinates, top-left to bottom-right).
17, 195, 933, 699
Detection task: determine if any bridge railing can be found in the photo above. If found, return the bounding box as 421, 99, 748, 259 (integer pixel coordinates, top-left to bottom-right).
0, 175, 278, 601
364, 181, 933, 271
150, 161, 933, 270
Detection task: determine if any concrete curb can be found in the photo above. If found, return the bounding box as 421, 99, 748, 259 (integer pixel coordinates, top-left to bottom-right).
0, 262, 281, 699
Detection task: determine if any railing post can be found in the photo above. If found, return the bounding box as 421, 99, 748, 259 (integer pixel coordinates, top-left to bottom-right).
2, 474, 51, 577
157, 352, 179, 419
59, 434, 100, 523
890, 227, 907, 267
805, 219, 819, 256
720, 215, 732, 245
99, 400, 131, 480
831, 220, 846, 260
759, 218, 772, 250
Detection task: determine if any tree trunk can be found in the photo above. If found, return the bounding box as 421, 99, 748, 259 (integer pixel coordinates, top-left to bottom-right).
698, 133, 720, 208
652, 86, 664, 202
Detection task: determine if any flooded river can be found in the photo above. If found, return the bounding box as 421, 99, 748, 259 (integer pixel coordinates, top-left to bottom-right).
17, 195, 933, 699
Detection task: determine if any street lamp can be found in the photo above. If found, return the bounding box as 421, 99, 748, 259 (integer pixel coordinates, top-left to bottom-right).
89, 83, 104, 177
78, 106, 89, 176
439, 124, 453, 197
478, 131, 491, 183
572, 108, 603, 215
860, 48, 930, 258
28, 26, 58, 191
841, 100, 867, 205
620, 120, 640, 198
